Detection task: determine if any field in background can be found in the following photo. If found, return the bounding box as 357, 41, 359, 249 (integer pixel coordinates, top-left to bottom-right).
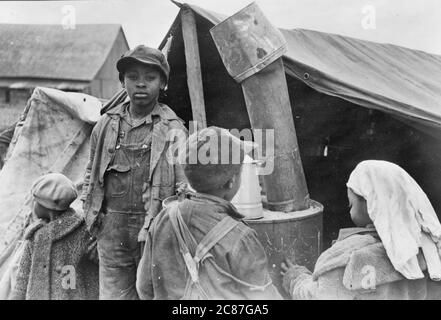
0, 103, 24, 132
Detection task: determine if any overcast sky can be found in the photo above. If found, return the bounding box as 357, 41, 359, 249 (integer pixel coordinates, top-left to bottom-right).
0, 0, 440, 55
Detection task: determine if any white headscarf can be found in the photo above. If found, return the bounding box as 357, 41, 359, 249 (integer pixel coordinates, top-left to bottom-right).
346, 160, 441, 280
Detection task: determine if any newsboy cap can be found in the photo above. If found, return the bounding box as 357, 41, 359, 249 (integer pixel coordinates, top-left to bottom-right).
117, 45, 170, 83
31, 173, 78, 211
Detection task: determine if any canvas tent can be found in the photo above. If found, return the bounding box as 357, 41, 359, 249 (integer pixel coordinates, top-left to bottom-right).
157, 3, 441, 245
1, 2, 441, 298
163, 3, 441, 130
0, 87, 101, 298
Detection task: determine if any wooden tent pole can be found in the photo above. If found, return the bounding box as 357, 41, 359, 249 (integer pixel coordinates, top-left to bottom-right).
181, 8, 207, 130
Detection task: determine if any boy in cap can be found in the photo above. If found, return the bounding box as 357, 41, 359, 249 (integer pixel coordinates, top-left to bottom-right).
81, 45, 187, 299
136, 126, 282, 299
11, 173, 98, 300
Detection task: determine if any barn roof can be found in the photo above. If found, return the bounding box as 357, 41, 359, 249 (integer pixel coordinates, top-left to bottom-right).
0, 24, 127, 82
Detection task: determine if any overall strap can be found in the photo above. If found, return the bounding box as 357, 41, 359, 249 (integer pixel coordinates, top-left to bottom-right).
169, 203, 198, 254
194, 215, 239, 263
168, 203, 240, 280
168, 203, 199, 282
168, 203, 273, 294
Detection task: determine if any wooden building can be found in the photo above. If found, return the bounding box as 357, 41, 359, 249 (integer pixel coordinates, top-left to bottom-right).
0, 24, 129, 106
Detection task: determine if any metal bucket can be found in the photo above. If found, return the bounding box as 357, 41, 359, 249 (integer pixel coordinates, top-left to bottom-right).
246, 200, 323, 298
210, 2, 287, 83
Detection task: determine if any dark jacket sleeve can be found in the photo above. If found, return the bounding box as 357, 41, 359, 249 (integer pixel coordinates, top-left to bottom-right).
10, 240, 33, 300
80, 118, 102, 202
136, 228, 154, 300
229, 228, 283, 300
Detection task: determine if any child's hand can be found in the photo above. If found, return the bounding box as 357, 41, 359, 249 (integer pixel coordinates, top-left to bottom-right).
138, 214, 154, 243
280, 258, 311, 293
138, 227, 148, 243
281, 258, 295, 275
176, 182, 192, 200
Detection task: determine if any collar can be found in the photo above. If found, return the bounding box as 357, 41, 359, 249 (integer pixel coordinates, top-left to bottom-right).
186, 191, 245, 219
107, 101, 181, 122
50, 208, 84, 242
24, 219, 47, 240
336, 225, 377, 242
121, 102, 160, 125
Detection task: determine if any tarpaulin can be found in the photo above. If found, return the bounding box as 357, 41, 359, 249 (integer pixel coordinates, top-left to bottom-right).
183, 3, 441, 131
0, 87, 101, 298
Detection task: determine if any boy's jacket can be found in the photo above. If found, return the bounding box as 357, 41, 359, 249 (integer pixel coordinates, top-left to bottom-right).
81, 102, 187, 236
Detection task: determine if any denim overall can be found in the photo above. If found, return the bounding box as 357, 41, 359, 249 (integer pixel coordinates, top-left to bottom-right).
97, 118, 151, 300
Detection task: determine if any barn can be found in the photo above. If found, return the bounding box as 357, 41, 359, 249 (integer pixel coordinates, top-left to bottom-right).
0, 24, 129, 107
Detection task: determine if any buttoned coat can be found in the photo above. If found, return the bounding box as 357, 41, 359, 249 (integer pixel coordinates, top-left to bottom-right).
10, 209, 99, 300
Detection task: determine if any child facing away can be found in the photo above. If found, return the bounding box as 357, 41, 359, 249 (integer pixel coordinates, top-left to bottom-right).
11, 173, 98, 300
281, 160, 441, 300
136, 126, 283, 300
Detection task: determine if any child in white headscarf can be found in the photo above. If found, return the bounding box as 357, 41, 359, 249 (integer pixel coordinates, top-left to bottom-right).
282, 160, 441, 300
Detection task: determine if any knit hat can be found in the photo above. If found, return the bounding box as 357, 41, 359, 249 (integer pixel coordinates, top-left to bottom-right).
31, 173, 78, 211
178, 126, 255, 192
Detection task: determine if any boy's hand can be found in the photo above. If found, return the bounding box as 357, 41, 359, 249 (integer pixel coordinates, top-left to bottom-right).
138, 227, 148, 242
138, 215, 153, 242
